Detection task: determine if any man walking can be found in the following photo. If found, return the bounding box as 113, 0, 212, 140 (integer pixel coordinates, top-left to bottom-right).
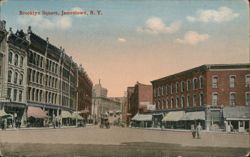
196, 123, 202, 139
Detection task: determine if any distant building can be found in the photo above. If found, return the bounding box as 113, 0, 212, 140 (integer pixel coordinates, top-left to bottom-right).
151, 64, 250, 132
126, 82, 153, 125
91, 81, 120, 123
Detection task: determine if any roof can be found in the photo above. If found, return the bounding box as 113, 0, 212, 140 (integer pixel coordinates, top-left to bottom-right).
151, 63, 250, 83
223, 106, 250, 120
162, 111, 185, 122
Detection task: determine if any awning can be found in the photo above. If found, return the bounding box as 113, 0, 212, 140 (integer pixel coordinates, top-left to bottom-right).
72, 112, 84, 120
131, 113, 152, 121
162, 111, 185, 122
0, 110, 12, 118
27, 106, 48, 119
61, 110, 72, 118
223, 106, 250, 120
181, 111, 205, 121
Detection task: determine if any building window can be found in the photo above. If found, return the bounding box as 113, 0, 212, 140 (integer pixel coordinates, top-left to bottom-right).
154, 88, 157, 97
175, 97, 179, 108
165, 85, 168, 95
187, 80, 191, 91
245, 75, 250, 87
39, 90, 43, 102
13, 89, 17, 101
20, 56, 24, 67
8, 70, 12, 83
7, 88, 11, 99
8, 52, 13, 64
14, 54, 18, 66
229, 75, 236, 88
212, 93, 218, 106
187, 95, 190, 107
193, 94, 196, 106
32, 88, 35, 101
32, 70, 35, 82
36, 89, 39, 101
19, 90, 22, 102
40, 73, 43, 84
158, 87, 160, 97
181, 81, 185, 92
199, 93, 204, 106
229, 93, 236, 106
19, 74, 23, 85
40, 57, 43, 68
36, 72, 39, 83
166, 99, 169, 109
171, 98, 174, 108
170, 84, 173, 94
212, 76, 218, 88
246, 92, 250, 105
193, 78, 198, 90
161, 86, 164, 96
14, 72, 18, 84
176, 82, 179, 93
199, 76, 204, 89
181, 96, 184, 108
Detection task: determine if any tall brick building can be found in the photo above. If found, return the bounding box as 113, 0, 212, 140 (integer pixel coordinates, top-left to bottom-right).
126, 82, 153, 125
151, 64, 250, 131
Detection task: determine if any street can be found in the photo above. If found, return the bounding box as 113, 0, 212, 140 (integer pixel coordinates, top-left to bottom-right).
0, 126, 249, 157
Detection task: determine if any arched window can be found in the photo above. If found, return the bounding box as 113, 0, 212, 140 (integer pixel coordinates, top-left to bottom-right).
19, 74, 23, 85
8, 52, 13, 64
14, 72, 18, 84
20, 56, 24, 67
8, 70, 12, 82
14, 54, 18, 66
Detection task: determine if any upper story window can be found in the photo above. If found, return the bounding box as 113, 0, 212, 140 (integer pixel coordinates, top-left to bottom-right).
7, 88, 11, 99
20, 56, 24, 67
170, 98, 174, 108
19, 90, 22, 102
19, 74, 23, 85
246, 92, 250, 106
229, 93, 236, 106
187, 80, 191, 91
181, 81, 185, 92
212, 92, 218, 106
157, 87, 160, 97
170, 84, 173, 94
199, 93, 204, 106
229, 75, 236, 88
212, 76, 218, 88
193, 94, 196, 106
176, 82, 179, 93
14, 72, 18, 84
165, 85, 168, 95
181, 96, 185, 108
246, 75, 250, 88
199, 76, 204, 89
161, 86, 164, 96
13, 89, 17, 101
153, 88, 157, 97
175, 97, 179, 108
186, 95, 190, 107
193, 78, 198, 90
14, 54, 18, 66
8, 70, 12, 83
8, 52, 13, 64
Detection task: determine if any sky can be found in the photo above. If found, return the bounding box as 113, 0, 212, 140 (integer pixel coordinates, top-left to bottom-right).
0, 0, 249, 97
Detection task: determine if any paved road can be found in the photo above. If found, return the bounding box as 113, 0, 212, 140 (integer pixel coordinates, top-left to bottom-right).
0, 126, 249, 157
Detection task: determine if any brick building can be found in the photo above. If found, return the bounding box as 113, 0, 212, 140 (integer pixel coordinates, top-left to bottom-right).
77, 65, 93, 120
126, 82, 153, 126
151, 64, 250, 132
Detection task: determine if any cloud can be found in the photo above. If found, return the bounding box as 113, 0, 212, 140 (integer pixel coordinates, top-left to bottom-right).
138, 17, 181, 34
117, 38, 126, 43
17, 15, 72, 30
187, 7, 239, 23
176, 31, 209, 45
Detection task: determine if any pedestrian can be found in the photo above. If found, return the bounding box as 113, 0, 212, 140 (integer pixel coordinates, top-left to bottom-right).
196, 123, 202, 139
191, 124, 196, 139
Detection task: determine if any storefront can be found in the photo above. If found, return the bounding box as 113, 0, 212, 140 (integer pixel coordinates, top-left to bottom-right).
152, 112, 164, 128
162, 111, 185, 129
223, 106, 250, 133
27, 106, 48, 127
131, 113, 153, 128
180, 111, 205, 129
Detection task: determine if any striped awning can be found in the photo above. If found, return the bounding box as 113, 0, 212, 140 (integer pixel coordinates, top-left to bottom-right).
132, 113, 152, 121
162, 111, 185, 122
61, 111, 72, 118
27, 106, 48, 119
181, 111, 205, 121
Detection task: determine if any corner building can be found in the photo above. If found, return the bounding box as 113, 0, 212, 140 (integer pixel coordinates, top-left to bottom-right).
151, 64, 250, 132
0, 20, 92, 127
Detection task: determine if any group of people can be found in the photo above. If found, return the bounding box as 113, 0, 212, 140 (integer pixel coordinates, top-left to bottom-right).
191, 123, 202, 139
